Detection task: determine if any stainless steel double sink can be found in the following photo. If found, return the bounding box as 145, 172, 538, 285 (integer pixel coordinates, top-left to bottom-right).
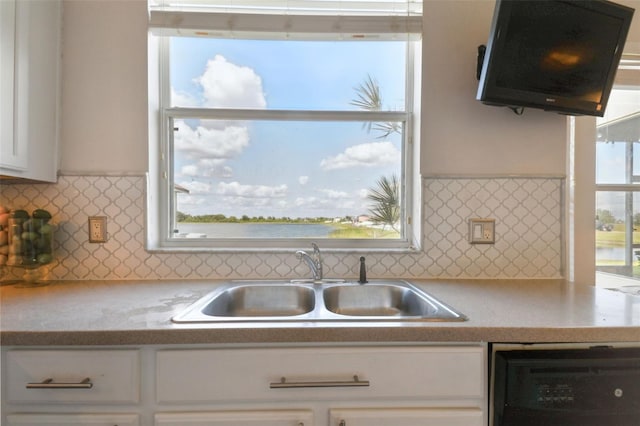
172, 280, 467, 323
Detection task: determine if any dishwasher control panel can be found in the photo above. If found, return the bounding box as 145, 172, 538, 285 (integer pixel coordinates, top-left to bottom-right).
535, 382, 575, 407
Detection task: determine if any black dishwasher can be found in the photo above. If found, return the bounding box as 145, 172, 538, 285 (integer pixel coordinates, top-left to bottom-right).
491, 346, 640, 426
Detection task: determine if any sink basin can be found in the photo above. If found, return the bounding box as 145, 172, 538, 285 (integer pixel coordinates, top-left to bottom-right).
172, 280, 467, 323
202, 284, 315, 317
173, 283, 315, 321
324, 284, 445, 318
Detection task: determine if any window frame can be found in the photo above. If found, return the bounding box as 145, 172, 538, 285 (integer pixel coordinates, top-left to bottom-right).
594, 85, 640, 281
147, 8, 422, 252
570, 58, 640, 286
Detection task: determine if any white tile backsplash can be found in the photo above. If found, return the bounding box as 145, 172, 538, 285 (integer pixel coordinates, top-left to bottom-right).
0, 175, 564, 281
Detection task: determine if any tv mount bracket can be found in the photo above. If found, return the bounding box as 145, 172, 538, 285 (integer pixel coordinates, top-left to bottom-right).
476, 44, 524, 116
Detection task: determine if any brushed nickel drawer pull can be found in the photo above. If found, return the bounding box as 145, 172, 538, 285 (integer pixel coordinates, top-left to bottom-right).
26, 377, 93, 389
270, 375, 369, 389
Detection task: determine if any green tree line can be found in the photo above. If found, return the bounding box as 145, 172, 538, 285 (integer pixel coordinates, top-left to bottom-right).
597, 209, 640, 226
177, 212, 346, 224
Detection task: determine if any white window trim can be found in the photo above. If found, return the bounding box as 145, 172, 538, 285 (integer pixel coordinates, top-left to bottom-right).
147, 5, 422, 252
569, 61, 640, 285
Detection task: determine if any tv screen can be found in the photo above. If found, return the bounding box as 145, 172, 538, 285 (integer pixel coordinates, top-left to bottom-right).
477, 0, 634, 116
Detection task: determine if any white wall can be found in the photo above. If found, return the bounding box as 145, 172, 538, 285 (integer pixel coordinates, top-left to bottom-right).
60, 0, 148, 174
421, 0, 639, 177
58, 0, 607, 177
621, 0, 640, 55
422, 1, 568, 176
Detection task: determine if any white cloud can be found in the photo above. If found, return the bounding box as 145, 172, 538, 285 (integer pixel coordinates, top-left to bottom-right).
179, 180, 212, 194
320, 189, 350, 199
294, 195, 357, 212
198, 159, 233, 178
217, 181, 288, 198
320, 142, 401, 170
295, 197, 320, 207
171, 88, 199, 107
178, 160, 232, 179
196, 55, 267, 109
298, 176, 309, 185
181, 165, 199, 177
171, 55, 265, 109
174, 120, 250, 160
222, 197, 274, 208
175, 194, 207, 208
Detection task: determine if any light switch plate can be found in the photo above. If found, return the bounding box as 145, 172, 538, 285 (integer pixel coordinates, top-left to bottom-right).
88, 216, 107, 243
468, 218, 495, 244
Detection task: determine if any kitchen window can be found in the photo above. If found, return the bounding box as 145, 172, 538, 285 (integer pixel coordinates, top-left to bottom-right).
147, 0, 422, 250
570, 56, 640, 287
595, 84, 640, 285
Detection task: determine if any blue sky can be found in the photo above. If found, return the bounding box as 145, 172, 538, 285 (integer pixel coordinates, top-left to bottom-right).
170, 36, 408, 218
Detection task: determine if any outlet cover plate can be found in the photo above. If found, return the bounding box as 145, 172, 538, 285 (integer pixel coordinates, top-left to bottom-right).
88, 216, 107, 243
469, 218, 495, 244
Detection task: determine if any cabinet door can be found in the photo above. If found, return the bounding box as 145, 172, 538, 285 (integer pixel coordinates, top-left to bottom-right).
329, 408, 483, 426
0, 0, 20, 169
0, 0, 59, 181
155, 410, 313, 426
6, 414, 139, 426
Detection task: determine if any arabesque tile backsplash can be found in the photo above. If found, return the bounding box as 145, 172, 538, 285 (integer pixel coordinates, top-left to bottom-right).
0, 175, 564, 281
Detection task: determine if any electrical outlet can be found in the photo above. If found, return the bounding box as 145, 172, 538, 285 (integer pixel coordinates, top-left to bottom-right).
469, 218, 495, 244
88, 216, 107, 243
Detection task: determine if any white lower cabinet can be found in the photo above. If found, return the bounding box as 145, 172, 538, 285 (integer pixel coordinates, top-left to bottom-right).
1, 344, 487, 426
1, 349, 141, 425
6, 414, 139, 426
329, 408, 484, 426
154, 345, 486, 426
155, 410, 314, 426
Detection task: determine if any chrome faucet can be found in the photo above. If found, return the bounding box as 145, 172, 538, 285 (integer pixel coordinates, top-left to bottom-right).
295, 242, 323, 281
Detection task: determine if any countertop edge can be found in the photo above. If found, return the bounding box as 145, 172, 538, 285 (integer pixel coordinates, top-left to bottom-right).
2, 326, 639, 347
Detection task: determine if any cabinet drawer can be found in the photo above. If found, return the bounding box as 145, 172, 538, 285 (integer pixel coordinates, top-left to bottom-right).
5, 349, 140, 404
155, 410, 314, 426
156, 346, 484, 404
329, 407, 483, 426
6, 414, 139, 426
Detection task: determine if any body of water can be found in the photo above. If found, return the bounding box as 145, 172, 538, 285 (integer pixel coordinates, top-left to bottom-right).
597, 247, 634, 262
176, 222, 338, 238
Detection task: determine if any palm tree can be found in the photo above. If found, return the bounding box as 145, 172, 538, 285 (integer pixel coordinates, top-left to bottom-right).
350, 74, 383, 111
350, 74, 401, 138
367, 174, 400, 232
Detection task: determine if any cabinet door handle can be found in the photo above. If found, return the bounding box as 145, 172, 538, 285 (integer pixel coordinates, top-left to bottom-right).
26, 377, 93, 389
270, 375, 369, 389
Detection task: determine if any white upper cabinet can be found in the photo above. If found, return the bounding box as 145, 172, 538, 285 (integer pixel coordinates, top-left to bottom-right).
1, 0, 18, 168
0, 0, 60, 182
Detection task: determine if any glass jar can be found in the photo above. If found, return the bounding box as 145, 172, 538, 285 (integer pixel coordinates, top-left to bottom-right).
7, 216, 54, 286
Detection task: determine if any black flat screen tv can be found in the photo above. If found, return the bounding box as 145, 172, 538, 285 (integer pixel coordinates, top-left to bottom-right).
477, 0, 634, 116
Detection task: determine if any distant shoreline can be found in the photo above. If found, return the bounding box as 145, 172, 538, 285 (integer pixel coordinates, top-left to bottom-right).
175, 222, 399, 239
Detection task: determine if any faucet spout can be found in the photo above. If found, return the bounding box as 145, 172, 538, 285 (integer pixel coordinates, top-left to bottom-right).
295, 243, 323, 281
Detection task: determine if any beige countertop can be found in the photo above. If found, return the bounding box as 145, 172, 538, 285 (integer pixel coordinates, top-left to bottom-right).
0, 278, 638, 346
